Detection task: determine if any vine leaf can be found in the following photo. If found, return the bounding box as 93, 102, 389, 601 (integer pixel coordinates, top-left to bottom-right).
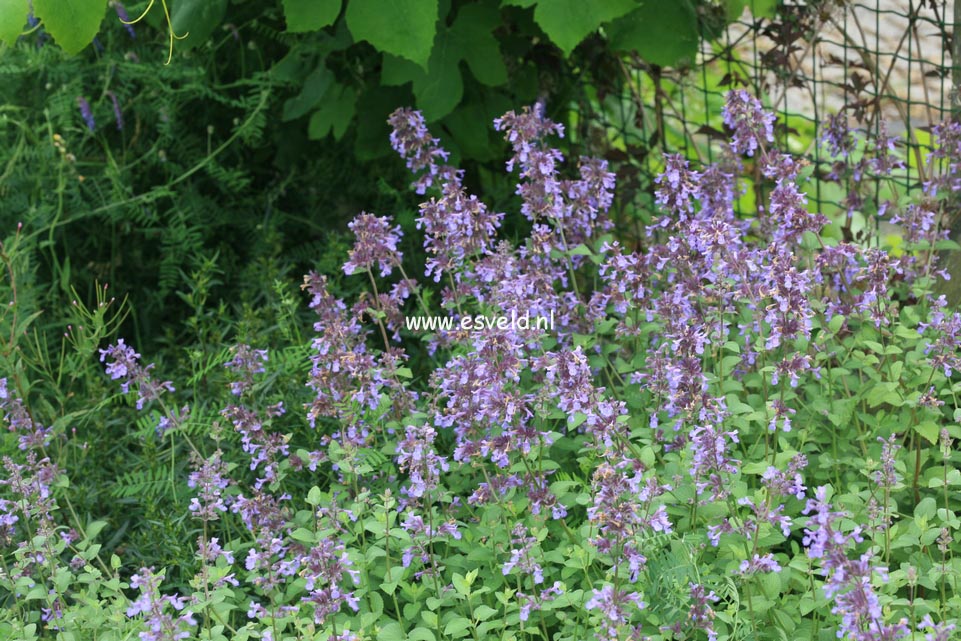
605, 0, 700, 67
0, 0, 28, 47
170, 0, 227, 49
33, 0, 107, 55
345, 0, 438, 70
532, 0, 635, 56
307, 83, 356, 140
378, 1, 507, 122
452, 2, 507, 87
282, 0, 341, 32
282, 64, 335, 121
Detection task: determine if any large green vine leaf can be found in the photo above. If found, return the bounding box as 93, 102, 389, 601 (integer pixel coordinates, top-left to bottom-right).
382, 50, 460, 122
308, 83, 356, 140
605, 0, 700, 67
379, 1, 507, 122
33, 0, 107, 55
282, 0, 341, 32
532, 0, 636, 56
451, 2, 507, 87
345, 0, 438, 70
0, 0, 28, 47
170, 0, 227, 49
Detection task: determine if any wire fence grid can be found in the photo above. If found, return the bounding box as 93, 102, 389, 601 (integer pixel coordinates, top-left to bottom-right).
575, 0, 960, 239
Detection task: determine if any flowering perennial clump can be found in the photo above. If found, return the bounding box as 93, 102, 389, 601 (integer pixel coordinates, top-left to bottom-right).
3, 89, 961, 641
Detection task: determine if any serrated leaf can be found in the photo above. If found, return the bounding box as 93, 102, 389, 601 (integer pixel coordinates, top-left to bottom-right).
533, 0, 635, 56
605, 0, 700, 67
452, 572, 470, 595
451, 1, 507, 86
914, 421, 941, 445
865, 381, 901, 408
33, 0, 107, 55
411, 29, 462, 120
380, 31, 461, 122
306, 486, 323, 507
290, 527, 316, 543
377, 621, 406, 641
346, 0, 438, 69
282, 0, 340, 32
0, 0, 28, 47
444, 617, 472, 636
307, 83, 356, 139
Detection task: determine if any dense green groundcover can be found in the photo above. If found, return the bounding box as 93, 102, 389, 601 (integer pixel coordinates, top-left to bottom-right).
2, 86, 961, 641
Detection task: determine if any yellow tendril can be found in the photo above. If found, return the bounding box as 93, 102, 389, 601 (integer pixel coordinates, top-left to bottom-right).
161, 0, 189, 65
116, 0, 187, 65
119, 0, 155, 24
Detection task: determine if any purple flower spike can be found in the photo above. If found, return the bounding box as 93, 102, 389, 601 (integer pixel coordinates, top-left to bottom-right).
106, 91, 124, 131
99, 339, 175, 410
722, 89, 775, 157
112, 1, 137, 39
77, 97, 95, 132
343, 212, 403, 277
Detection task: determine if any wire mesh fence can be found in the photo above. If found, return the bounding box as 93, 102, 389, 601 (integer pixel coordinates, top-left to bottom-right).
575, 0, 959, 240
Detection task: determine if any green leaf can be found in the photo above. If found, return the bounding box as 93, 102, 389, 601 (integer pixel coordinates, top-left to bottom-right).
865, 381, 901, 408
410, 29, 462, 121
452, 572, 470, 596
408, 629, 435, 641
473, 604, 498, 621
746, 0, 777, 18
914, 421, 941, 445
282, 65, 335, 121
381, 53, 421, 86
85, 520, 108, 541
444, 617, 472, 637
290, 527, 316, 543
33, 0, 107, 55
915, 496, 937, 521
606, 0, 700, 67
450, 1, 507, 86
533, 0, 635, 56
0, 0, 28, 47
282, 0, 341, 32
307, 83, 357, 140
379, 1, 509, 122
722, 0, 746, 21
170, 0, 228, 49
306, 486, 323, 507
377, 622, 406, 641
346, 0, 438, 69
381, 29, 462, 122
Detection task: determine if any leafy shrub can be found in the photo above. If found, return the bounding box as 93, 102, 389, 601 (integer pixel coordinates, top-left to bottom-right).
2, 90, 961, 641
